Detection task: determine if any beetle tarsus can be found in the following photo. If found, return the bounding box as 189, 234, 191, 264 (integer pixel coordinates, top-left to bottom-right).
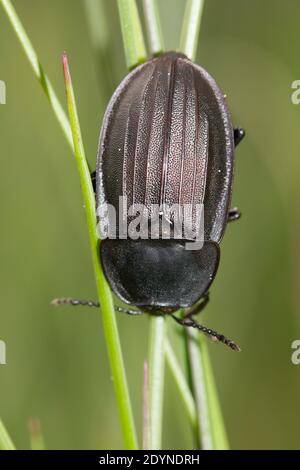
51, 297, 143, 316
115, 306, 144, 316
228, 207, 241, 222
172, 315, 241, 352
234, 127, 245, 146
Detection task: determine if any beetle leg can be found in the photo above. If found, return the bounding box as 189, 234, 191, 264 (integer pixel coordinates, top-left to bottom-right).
228, 207, 241, 222
51, 297, 144, 316
234, 127, 245, 146
172, 315, 241, 352
183, 293, 210, 319
91, 170, 96, 193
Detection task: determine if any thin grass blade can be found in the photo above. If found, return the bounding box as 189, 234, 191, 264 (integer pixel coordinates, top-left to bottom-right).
117, 0, 147, 69
200, 335, 229, 449
143, 0, 165, 56
62, 53, 138, 450
180, 0, 205, 60
142, 361, 150, 449
0, 418, 15, 450
147, 315, 165, 450
165, 339, 197, 431
186, 329, 213, 449
185, 330, 230, 450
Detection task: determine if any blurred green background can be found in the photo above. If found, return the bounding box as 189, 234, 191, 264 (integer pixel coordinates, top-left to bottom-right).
1, 0, 300, 450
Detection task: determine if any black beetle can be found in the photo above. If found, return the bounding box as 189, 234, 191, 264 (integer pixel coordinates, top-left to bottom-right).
54, 52, 245, 351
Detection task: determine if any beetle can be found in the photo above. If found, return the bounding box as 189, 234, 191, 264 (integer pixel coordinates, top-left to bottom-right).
54, 52, 245, 351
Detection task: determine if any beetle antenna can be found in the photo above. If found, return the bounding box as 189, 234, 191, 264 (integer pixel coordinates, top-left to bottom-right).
172, 315, 241, 352
51, 297, 144, 316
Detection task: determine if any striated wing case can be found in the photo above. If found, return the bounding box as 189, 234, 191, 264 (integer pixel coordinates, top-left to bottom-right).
96, 51, 234, 243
